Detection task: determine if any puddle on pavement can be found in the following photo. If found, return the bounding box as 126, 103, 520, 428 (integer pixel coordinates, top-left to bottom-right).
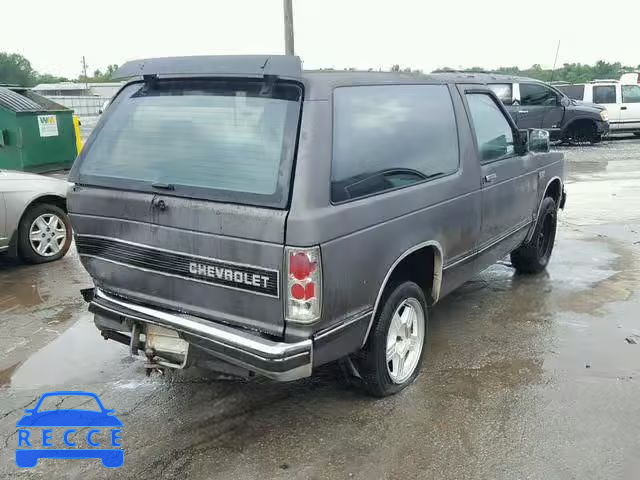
431, 358, 545, 402
564, 179, 640, 226
550, 237, 639, 315
423, 228, 639, 402
548, 238, 621, 289
6, 316, 142, 389
0, 276, 50, 313
0, 250, 90, 315
446, 235, 630, 322
545, 300, 640, 379
0, 362, 21, 387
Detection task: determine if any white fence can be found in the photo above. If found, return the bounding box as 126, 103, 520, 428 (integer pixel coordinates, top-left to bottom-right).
46, 95, 110, 117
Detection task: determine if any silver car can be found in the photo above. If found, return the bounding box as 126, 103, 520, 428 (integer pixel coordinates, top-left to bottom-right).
0, 170, 72, 263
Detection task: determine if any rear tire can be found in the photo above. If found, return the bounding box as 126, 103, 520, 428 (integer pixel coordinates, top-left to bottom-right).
18, 203, 72, 264
354, 281, 428, 397
511, 197, 557, 274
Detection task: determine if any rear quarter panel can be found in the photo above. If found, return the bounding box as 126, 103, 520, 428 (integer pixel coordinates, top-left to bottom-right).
286, 85, 482, 339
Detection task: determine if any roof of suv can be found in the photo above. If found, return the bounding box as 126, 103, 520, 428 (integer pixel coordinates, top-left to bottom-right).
112, 55, 456, 99
114, 56, 540, 84
302, 72, 548, 98
114, 55, 555, 99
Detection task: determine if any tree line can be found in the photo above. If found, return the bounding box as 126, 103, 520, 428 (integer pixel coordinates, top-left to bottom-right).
324, 61, 639, 83
2, 51, 638, 87
0, 52, 118, 87
434, 60, 640, 83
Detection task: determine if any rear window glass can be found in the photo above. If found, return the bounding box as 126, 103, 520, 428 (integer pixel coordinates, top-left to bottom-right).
331, 84, 459, 203
488, 84, 513, 105
556, 84, 585, 100
74, 79, 302, 208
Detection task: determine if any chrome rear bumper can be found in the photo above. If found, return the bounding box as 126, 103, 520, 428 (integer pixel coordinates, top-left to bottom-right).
89, 288, 312, 381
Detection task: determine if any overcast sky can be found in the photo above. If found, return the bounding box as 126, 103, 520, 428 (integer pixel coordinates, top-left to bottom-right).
3, 0, 639, 79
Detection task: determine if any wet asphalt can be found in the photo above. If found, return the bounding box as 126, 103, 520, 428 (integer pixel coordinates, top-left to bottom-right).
1, 138, 640, 479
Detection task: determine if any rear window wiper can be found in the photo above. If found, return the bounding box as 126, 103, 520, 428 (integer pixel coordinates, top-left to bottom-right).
151, 182, 175, 191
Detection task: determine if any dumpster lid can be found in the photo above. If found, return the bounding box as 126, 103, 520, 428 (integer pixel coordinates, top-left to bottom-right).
113, 55, 303, 80
0, 86, 69, 113
0, 87, 43, 112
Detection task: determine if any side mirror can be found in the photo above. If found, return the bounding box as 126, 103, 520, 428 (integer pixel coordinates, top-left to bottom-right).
560, 96, 570, 107
529, 129, 550, 153
23, 409, 35, 414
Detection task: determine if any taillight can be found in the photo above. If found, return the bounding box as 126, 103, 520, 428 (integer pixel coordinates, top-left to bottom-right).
285, 246, 322, 323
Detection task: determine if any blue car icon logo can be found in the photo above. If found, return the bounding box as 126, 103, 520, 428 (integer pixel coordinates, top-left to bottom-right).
15, 391, 123, 468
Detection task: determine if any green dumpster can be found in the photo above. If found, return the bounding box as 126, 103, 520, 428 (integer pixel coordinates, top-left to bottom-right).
0, 86, 77, 173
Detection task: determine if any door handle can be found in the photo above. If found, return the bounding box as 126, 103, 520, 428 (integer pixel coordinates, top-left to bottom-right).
483, 173, 497, 184
621, 106, 628, 110
518, 110, 529, 114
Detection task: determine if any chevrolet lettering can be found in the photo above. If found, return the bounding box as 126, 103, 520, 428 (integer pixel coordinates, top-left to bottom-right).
188, 263, 270, 290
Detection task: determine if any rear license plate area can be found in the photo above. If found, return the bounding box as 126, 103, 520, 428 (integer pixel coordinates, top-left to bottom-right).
145, 325, 189, 368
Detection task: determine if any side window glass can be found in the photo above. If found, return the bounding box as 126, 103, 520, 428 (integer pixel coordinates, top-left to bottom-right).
466, 93, 515, 163
488, 84, 513, 105
331, 84, 459, 203
622, 85, 640, 104
520, 83, 558, 106
593, 86, 617, 104
557, 84, 584, 100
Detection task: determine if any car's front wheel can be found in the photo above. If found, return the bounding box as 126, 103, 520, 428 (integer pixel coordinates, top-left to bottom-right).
18, 203, 72, 264
564, 120, 600, 145
511, 196, 557, 274
355, 281, 428, 397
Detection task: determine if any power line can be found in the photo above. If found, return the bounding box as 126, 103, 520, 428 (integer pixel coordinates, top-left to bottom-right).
81, 56, 88, 89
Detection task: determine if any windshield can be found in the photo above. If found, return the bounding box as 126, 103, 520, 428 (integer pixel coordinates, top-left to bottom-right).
35, 394, 102, 412
72, 79, 302, 208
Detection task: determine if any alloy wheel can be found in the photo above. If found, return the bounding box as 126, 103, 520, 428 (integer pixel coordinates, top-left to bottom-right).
29, 213, 67, 257
386, 297, 425, 384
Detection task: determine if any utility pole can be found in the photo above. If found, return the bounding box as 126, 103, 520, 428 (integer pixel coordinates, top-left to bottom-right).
283, 0, 295, 55
550, 41, 561, 83
81, 56, 89, 90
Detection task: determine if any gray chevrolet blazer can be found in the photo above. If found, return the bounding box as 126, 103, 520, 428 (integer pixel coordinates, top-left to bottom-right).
68, 55, 565, 396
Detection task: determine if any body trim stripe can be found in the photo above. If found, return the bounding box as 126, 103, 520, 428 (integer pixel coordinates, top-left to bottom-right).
76, 235, 280, 298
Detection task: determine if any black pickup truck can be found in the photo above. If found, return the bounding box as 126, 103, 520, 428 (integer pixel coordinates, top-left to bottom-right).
440, 73, 610, 144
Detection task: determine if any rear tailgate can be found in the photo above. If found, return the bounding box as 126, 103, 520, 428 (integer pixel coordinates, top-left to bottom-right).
69, 190, 286, 336
68, 77, 302, 337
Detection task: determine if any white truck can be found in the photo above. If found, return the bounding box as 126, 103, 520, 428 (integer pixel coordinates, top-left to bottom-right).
556, 77, 640, 136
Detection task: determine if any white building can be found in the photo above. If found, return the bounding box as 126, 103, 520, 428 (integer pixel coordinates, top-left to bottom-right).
32, 82, 123, 116
32, 82, 123, 97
